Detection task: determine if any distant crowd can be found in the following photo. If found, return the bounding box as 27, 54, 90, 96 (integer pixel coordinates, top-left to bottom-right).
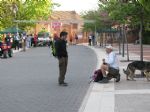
0, 33, 38, 50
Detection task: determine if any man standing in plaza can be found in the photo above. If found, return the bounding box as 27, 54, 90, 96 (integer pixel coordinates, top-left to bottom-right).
55, 31, 68, 86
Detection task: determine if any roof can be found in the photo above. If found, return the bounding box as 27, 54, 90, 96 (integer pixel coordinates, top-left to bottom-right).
50, 11, 83, 23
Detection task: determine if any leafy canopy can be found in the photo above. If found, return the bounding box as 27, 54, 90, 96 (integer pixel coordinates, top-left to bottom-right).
0, 0, 54, 30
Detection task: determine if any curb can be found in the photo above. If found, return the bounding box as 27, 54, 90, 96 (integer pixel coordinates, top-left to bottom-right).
78, 45, 115, 112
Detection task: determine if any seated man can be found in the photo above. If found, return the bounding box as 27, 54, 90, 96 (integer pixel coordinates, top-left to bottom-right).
100, 45, 120, 83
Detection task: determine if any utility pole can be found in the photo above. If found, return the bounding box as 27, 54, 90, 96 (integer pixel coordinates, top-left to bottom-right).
139, 8, 144, 62
122, 25, 125, 57
12, 3, 18, 34
118, 26, 121, 54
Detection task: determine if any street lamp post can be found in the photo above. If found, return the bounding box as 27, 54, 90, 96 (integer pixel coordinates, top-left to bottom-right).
139, 8, 144, 62
12, 3, 18, 34
122, 25, 125, 57
124, 25, 129, 61
118, 26, 122, 55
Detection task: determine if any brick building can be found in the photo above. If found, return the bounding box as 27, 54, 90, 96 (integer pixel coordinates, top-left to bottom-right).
35, 11, 84, 42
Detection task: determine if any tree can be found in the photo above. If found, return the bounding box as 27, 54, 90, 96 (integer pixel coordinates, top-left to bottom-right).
138, 0, 150, 12
100, 0, 150, 62
81, 10, 101, 32
0, 0, 15, 29
0, 0, 54, 30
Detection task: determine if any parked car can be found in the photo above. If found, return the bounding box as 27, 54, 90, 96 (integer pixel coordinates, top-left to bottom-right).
37, 32, 50, 46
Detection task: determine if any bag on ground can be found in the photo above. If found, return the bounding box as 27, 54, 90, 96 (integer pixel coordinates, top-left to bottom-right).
91, 69, 103, 82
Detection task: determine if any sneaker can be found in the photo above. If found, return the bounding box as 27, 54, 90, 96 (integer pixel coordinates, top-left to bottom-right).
59, 82, 68, 86
98, 77, 109, 83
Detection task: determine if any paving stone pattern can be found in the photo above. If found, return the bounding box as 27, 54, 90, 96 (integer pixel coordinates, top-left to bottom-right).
0, 46, 97, 112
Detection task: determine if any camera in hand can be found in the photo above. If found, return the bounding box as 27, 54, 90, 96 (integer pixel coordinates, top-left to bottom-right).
103, 62, 107, 65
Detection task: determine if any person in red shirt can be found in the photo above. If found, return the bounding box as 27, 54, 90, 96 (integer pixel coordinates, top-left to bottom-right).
34, 34, 38, 47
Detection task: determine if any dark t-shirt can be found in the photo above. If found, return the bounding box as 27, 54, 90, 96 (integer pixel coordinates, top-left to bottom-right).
55, 39, 68, 58
5, 36, 11, 45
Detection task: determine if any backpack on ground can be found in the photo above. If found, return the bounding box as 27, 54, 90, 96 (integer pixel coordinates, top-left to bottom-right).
89, 69, 103, 83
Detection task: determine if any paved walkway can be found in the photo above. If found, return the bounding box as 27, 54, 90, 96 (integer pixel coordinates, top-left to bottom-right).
79, 44, 150, 112
113, 43, 150, 61
0, 46, 96, 112
13, 49, 23, 53
6, 44, 150, 112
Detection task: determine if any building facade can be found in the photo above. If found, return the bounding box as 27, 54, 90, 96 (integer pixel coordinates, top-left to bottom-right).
35, 11, 84, 42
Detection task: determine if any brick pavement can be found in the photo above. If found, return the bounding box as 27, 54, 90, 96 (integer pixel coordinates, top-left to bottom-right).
113, 44, 150, 61
79, 44, 150, 112
0, 46, 97, 112
2, 44, 150, 112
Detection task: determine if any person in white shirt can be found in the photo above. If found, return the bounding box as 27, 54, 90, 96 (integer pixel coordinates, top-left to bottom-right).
100, 45, 120, 83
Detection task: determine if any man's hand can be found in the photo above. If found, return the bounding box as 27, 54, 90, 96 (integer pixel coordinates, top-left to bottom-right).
102, 59, 107, 65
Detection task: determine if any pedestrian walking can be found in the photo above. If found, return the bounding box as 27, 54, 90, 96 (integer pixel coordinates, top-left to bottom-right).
88, 35, 92, 46
55, 31, 68, 86
31, 34, 34, 47
92, 34, 95, 46
5, 34, 11, 45
13, 33, 20, 50
26, 35, 31, 48
22, 33, 26, 51
69, 35, 73, 45
33, 34, 38, 47
75, 34, 78, 44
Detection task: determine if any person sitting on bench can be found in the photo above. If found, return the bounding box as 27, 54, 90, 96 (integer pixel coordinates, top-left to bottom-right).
99, 45, 120, 83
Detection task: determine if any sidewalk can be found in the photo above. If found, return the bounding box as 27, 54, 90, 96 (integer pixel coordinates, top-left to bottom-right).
79, 44, 150, 112
13, 49, 23, 53
13, 47, 30, 54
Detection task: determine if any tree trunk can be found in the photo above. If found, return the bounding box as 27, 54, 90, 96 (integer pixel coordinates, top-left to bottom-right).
122, 25, 125, 57
118, 27, 121, 55
139, 16, 143, 62
124, 27, 129, 61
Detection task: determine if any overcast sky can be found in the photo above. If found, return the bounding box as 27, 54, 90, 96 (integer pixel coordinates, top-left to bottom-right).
52, 0, 99, 13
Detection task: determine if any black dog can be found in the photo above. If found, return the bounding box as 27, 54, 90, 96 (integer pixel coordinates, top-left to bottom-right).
123, 61, 150, 81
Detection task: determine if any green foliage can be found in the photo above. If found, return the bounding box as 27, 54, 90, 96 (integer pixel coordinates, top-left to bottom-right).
81, 9, 111, 32
0, 0, 54, 30
138, 0, 150, 12
0, 34, 2, 41
24, 0, 53, 19
81, 10, 101, 32
0, 0, 14, 28
102, 0, 150, 31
